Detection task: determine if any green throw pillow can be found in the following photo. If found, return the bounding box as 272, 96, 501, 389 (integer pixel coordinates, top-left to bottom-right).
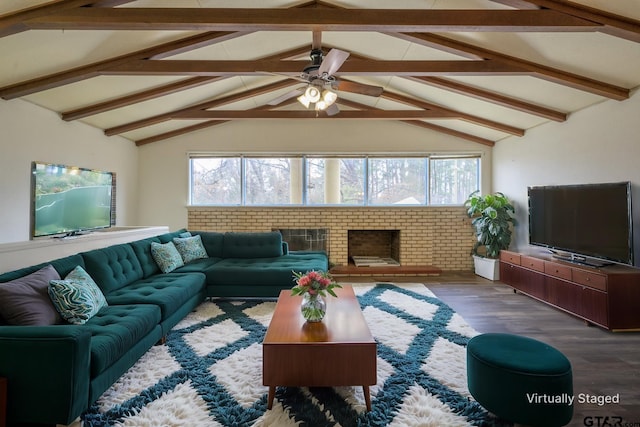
173, 235, 208, 264
48, 266, 108, 325
151, 241, 184, 273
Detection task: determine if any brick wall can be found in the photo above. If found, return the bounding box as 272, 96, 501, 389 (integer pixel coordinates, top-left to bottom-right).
187, 206, 475, 271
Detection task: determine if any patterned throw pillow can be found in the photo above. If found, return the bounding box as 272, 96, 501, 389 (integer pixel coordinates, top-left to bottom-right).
173, 235, 208, 264
48, 266, 108, 325
151, 241, 184, 273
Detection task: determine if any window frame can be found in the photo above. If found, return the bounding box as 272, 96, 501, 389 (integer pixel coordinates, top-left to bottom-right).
188, 153, 481, 207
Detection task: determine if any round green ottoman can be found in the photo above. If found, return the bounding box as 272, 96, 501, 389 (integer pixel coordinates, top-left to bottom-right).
467, 333, 573, 427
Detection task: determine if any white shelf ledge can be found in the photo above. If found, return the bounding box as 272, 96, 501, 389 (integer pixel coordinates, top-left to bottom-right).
0, 226, 169, 274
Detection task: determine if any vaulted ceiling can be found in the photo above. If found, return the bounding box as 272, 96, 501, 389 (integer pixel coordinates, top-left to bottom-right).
1, 0, 639, 147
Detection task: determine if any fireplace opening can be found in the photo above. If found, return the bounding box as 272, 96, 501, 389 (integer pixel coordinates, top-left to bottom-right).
348, 230, 400, 267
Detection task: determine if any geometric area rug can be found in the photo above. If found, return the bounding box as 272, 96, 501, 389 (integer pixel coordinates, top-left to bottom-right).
81, 283, 512, 427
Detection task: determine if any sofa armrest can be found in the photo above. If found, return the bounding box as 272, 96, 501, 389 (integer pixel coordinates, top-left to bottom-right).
0, 325, 92, 425
282, 241, 289, 255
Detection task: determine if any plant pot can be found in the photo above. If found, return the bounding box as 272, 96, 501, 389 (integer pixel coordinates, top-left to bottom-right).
473, 255, 500, 281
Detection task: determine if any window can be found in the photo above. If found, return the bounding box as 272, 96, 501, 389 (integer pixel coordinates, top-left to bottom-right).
245, 157, 296, 205
367, 158, 427, 205
189, 154, 479, 206
429, 156, 480, 205
306, 158, 365, 205
190, 157, 241, 205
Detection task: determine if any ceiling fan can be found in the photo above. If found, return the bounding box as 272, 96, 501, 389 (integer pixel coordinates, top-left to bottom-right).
267, 32, 384, 116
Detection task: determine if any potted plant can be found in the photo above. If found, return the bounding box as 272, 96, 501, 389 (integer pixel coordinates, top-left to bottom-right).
464, 191, 516, 280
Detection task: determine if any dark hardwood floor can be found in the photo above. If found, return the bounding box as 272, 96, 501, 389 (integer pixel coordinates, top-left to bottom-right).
339, 273, 640, 427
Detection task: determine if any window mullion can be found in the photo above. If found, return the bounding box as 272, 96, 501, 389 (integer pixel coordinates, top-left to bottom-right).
426, 157, 430, 206
240, 156, 246, 206
364, 156, 369, 206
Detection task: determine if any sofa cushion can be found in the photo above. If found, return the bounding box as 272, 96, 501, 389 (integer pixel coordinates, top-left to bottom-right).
222, 232, 283, 259
209, 255, 327, 286
173, 258, 222, 285
82, 244, 144, 294
129, 237, 162, 278
156, 229, 189, 244
81, 304, 161, 377
173, 235, 208, 264
0, 265, 62, 326
0, 254, 85, 284
49, 266, 108, 325
150, 241, 184, 273
104, 273, 205, 321
191, 231, 224, 258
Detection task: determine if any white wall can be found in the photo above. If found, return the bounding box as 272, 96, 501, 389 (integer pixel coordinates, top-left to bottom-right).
493, 90, 640, 265
0, 99, 140, 244
137, 119, 492, 231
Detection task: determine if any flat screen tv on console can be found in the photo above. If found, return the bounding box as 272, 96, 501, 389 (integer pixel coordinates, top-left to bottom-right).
528, 182, 634, 267
31, 161, 114, 238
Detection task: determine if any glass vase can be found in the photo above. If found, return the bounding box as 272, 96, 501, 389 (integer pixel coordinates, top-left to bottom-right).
300, 293, 326, 322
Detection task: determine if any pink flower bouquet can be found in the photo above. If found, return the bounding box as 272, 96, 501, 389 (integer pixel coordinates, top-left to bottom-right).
291, 270, 341, 298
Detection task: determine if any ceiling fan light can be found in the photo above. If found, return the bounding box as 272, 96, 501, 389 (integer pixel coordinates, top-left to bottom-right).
297, 94, 311, 108
304, 86, 321, 103
315, 100, 328, 111
322, 90, 337, 106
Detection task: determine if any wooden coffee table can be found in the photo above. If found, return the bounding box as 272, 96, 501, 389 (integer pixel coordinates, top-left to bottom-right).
263, 285, 377, 411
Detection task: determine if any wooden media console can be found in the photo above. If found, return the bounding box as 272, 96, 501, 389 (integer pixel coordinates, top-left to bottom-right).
499, 250, 640, 331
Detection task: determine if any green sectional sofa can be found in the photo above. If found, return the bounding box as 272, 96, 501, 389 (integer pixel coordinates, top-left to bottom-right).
0, 229, 328, 426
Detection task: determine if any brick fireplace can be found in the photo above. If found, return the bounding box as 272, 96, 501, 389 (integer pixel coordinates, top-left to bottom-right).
187, 206, 474, 272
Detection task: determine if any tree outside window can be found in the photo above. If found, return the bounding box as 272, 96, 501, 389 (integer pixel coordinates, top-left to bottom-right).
430, 157, 479, 205
189, 155, 479, 206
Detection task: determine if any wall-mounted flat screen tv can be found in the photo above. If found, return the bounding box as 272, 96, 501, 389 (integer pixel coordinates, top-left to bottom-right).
528, 182, 634, 266
31, 161, 114, 238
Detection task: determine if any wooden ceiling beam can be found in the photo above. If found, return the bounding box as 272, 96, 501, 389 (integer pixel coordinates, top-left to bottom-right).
24, 8, 600, 32
171, 110, 460, 120
134, 99, 299, 146
390, 32, 630, 100
135, 120, 229, 146
85, 0, 139, 6
494, 0, 640, 43
104, 59, 522, 76
61, 45, 311, 120
61, 76, 225, 121
489, 0, 540, 9
340, 49, 567, 122
407, 76, 567, 122
105, 79, 298, 136
0, 2, 321, 99
0, 0, 135, 38
0, 31, 247, 99
400, 120, 496, 147
380, 89, 525, 136
336, 98, 496, 147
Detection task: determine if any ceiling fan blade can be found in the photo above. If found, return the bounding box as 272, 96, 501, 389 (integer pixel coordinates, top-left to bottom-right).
325, 103, 340, 116
267, 88, 303, 106
334, 80, 384, 97
318, 48, 350, 76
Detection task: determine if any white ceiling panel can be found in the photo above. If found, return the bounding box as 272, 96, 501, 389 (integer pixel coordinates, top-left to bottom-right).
0, 0, 638, 147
